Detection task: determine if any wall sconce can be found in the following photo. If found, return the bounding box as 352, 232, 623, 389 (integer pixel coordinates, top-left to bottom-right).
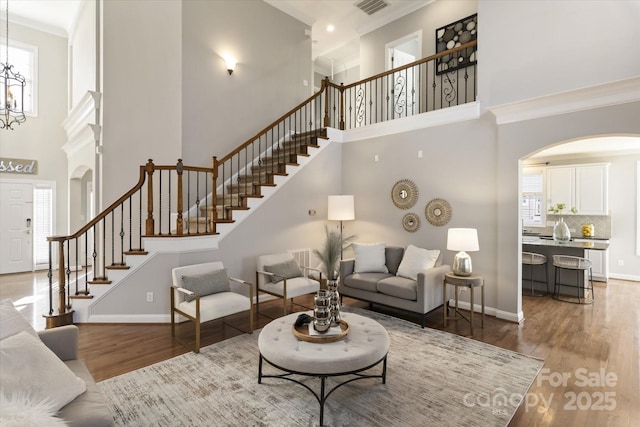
223, 56, 236, 75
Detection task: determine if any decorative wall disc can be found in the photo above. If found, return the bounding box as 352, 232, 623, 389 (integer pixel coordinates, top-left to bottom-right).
402, 213, 420, 232
391, 179, 418, 209
425, 198, 452, 226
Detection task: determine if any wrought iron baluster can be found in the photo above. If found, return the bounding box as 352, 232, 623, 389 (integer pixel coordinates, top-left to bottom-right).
84, 232, 89, 295
119, 204, 125, 264
66, 241, 71, 309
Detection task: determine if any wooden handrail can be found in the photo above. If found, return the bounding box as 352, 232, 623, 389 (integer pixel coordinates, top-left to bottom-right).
326, 40, 477, 91
217, 78, 329, 165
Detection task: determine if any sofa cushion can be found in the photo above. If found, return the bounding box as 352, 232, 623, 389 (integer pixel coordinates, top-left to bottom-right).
0, 299, 39, 341
181, 269, 231, 302
397, 245, 440, 280
377, 276, 418, 300
343, 272, 393, 293
353, 242, 388, 273
58, 361, 114, 427
0, 331, 86, 412
264, 258, 303, 282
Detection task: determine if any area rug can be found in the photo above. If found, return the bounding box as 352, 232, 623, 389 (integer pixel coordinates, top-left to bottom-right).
98, 307, 544, 426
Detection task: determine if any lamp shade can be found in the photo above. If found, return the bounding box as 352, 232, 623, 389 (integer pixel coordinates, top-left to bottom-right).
328, 195, 355, 221
447, 228, 479, 252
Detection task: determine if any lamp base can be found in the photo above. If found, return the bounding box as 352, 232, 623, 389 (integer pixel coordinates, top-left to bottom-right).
452, 251, 473, 276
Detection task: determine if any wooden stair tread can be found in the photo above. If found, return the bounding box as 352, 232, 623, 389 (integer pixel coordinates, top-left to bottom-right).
106, 264, 130, 270
88, 279, 112, 285
124, 250, 148, 255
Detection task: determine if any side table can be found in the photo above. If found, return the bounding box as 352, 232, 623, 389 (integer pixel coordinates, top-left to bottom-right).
443, 272, 485, 335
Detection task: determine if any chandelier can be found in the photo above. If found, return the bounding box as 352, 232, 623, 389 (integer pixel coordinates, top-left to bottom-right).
1, 0, 26, 130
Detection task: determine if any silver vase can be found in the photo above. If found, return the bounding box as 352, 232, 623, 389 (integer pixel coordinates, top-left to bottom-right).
313, 290, 332, 332
327, 279, 341, 326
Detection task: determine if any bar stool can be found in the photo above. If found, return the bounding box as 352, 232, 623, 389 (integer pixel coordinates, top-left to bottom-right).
552, 255, 594, 304
522, 252, 548, 296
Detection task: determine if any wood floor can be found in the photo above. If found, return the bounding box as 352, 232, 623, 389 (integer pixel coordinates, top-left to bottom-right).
1, 271, 638, 427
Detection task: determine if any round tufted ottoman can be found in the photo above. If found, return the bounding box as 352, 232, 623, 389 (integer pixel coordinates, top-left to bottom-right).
258, 311, 389, 426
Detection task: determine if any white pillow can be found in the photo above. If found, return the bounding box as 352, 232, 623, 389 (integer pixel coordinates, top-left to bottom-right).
0, 331, 86, 412
0, 299, 39, 341
353, 242, 388, 273
396, 245, 440, 280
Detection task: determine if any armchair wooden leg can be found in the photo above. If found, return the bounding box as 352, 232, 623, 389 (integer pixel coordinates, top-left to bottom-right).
195, 321, 200, 354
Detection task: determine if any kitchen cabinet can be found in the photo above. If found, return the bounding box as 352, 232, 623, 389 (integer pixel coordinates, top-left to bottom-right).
585, 248, 609, 282
547, 163, 609, 215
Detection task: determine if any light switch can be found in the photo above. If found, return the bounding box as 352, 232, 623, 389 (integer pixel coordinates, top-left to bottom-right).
374, 154, 379, 162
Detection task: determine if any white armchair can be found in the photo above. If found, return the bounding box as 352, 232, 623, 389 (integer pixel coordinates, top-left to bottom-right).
256, 252, 321, 316
171, 261, 253, 353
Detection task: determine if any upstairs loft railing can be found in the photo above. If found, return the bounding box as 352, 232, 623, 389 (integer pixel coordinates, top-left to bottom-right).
44, 41, 477, 326
323, 40, 477, 130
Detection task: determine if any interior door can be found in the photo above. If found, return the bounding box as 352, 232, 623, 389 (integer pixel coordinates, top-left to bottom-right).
387, 33, 420, 119
0, 182, 34, 274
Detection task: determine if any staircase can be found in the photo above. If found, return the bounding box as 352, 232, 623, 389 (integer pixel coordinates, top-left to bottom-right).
47, 42, 478, 325
188, 129, 326, 232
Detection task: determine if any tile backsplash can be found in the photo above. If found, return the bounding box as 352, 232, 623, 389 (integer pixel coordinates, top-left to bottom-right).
543, 214, 611, 239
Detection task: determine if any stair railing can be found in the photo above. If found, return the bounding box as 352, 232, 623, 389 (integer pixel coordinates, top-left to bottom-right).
45, 158, 217, 327
323, 40, 477, 130
44, 41, 478, 327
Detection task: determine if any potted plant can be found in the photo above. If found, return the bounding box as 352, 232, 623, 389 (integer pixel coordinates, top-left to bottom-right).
313, 225, 354, 281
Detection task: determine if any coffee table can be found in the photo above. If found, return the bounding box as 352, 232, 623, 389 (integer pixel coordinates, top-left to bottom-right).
258, 311, 390, 426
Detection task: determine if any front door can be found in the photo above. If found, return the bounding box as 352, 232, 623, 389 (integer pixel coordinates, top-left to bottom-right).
0, 182, 33, 274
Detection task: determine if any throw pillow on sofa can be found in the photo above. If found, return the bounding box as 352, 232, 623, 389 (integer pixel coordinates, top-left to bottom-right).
0, 331, 86, 412
181, 269, 231, 302
264, 258, 303, 283
0, 299, 40, 341
353, 242, 389, 273
396, 244, 440, 281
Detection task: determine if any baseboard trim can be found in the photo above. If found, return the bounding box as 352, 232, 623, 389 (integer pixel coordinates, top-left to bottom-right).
446, 299, 522, 323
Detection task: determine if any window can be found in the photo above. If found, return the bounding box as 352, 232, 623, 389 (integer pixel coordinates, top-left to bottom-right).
33, 185, 53, 268
0, 40, 38, 117
522, 168, 544, 227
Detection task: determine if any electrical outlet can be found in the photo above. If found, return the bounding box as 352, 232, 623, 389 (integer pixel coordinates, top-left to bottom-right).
618, 259, 624, 267
418, 150, 423, 158
146, 292, 153, 302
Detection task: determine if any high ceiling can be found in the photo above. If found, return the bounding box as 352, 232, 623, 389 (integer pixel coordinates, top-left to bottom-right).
6, 0, 640, 158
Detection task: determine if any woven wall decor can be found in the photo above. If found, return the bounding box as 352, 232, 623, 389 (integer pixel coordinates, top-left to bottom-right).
402, 213, 420, 232
425, 198, 452, 226
391, 179, 418, 209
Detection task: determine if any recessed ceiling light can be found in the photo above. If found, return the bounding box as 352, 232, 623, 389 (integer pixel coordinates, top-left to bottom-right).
326, 24, 335, 32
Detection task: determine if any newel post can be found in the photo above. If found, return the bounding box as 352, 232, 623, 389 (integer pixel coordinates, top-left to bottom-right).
176, 159, 184, 235
323, 77, 330, 128
339, 83, 345, 130
44, 236, 74, 328
145, 159, 155, 235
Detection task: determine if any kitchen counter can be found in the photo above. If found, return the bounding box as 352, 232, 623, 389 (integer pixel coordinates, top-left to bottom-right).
522, 236, 609, 251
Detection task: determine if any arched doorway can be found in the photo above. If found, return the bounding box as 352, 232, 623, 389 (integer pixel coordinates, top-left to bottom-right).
519, 135, 640, 308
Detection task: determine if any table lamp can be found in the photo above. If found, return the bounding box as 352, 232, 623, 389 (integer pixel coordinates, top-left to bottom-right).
447, 228, 479, 277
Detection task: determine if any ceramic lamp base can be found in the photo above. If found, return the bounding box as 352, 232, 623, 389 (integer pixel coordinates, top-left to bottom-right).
452, 251, 473, 276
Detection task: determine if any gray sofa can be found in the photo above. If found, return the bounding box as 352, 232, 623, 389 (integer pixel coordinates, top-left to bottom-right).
339, 245, 450, 327
38, 325, 114, 426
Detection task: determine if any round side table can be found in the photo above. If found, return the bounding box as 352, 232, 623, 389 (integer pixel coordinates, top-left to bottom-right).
442, 272, 485, 335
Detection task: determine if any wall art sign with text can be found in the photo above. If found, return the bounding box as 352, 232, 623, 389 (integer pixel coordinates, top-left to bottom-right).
0, 157, 38, 175
435, 13, 477, 75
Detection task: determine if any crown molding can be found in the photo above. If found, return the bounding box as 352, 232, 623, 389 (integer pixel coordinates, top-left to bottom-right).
488, 76, 640, 125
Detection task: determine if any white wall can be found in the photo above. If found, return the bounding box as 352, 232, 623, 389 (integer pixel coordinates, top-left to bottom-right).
100, 0, 183, 207
360, 0, 477, 78
0, 23, 69, 237
479, 0, 640, 107
69, 0, 97, 109
181, 0, 313, 167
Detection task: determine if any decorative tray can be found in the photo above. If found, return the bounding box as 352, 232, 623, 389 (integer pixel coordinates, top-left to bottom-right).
292, 320, 349, 343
